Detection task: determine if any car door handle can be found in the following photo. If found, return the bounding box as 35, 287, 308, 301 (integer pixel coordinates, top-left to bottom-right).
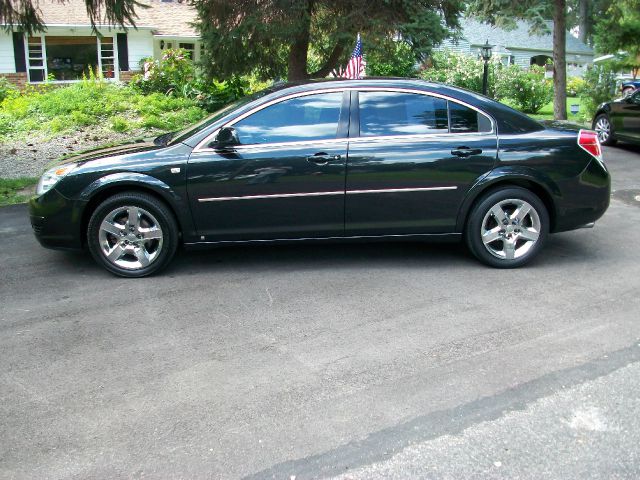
451, 147, 482, 157
306, 152, 341, 165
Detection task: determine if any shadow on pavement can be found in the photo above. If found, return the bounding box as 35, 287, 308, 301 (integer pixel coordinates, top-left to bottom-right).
47, 234, 594, 278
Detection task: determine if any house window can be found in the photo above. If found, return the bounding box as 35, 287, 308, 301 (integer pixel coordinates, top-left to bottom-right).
26, 36, 46, 82
99, 37, 115, 78
179, 42, 195, 59
25, 35, 118, 82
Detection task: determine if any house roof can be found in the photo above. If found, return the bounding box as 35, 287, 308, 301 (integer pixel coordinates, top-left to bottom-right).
34, 0, 197, 37
460, 18, 593, 55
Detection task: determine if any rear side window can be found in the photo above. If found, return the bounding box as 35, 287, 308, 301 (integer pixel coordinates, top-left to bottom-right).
449, 102, 492, 133
359, 92, 448, 137
233, 92, 343, 145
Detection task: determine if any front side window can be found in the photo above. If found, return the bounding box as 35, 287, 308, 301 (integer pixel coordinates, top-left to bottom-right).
359, 92, 448, 137
233, 92, 343, 145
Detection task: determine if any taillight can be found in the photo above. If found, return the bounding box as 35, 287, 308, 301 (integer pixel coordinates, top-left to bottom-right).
578, 129, 603, 163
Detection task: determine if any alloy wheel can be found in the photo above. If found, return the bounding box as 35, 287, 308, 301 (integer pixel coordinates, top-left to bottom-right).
594, 117, 611, 144
98, 205, 164, 270
480, 199, 541, 260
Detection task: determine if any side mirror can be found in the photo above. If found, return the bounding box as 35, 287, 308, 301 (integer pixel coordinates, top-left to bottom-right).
212, 127, 240, 149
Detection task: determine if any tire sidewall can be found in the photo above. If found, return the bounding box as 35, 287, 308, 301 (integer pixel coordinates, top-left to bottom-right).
465, 187, 549, 268
87, 192, 178, 277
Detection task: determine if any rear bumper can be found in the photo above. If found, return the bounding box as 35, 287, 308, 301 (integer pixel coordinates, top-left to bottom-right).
29, 189, 87, 251
553, 158, 610, 233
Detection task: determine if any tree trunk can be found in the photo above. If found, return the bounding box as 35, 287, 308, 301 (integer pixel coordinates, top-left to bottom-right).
553, 0, 567, 121
578, 0, 589, 44
287, 1, 313, 81
310, 42, 346, 78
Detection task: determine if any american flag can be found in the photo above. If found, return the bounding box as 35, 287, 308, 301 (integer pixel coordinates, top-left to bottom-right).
343, 34, 366, 79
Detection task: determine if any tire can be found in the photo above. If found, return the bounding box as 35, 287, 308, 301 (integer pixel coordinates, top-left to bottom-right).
622, 87, 635, 97
465, 187, 549, 268
87, 191, 179, 277
593, 114, 616, 146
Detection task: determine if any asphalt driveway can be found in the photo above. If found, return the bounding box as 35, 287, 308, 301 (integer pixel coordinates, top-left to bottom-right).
1, 145, 639, 479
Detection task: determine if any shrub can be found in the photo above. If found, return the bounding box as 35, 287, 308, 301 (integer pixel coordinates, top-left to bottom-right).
495, 65, 553, 113
566, 76, 586, 97
0, 77, 18, 103
0, 78, 207, 139
420, 51, 556, 113
366, 41, 418, 77
132, 48, 195, 96
580, 64, 618, 118
420, 50, 486, 94
110, 116, 131, 132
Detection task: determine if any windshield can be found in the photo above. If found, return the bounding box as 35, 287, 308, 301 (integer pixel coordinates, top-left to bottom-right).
167, 84, 285, 146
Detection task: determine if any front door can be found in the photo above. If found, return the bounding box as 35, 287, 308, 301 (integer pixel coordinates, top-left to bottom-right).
187, 91, 349, 241
617, 91, 640, 142
345, 90, 498, 236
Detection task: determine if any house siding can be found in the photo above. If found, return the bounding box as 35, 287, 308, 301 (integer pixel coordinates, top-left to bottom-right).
437, 38, 472, 55
507, 49, 551, 68
0, 31, 16, 73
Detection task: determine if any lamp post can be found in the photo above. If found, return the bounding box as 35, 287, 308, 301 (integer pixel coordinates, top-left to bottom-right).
481, 40, 494, 96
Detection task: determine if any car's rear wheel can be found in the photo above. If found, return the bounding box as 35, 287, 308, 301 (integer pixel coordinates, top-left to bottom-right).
594, 114, 616, 146
465, 187, 549, 268
87, 192, 178, 277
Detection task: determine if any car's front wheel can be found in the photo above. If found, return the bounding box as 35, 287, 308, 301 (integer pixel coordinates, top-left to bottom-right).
87, 192, 179, 277
594, 114, 616, 146
465, 187, 549, 268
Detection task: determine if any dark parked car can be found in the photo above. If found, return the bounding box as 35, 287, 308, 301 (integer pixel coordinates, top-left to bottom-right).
621, 80, 640, 97
593, 89, 640, 145
30, 79, 610, 277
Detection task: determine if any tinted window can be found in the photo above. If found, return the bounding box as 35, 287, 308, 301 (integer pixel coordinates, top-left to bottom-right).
233, 92, 343, 144
450, 102, 492, 133
359, 92, 448, 137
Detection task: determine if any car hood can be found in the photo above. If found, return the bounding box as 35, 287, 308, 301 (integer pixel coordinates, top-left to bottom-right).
51, 138, 164, 168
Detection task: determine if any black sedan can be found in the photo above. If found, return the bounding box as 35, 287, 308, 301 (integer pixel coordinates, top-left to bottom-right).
593, 89, 640, 145
30, 79, 610, 277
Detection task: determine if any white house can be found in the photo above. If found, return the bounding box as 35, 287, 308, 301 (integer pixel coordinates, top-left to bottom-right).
0, 0, 200, 87
438, 19, 594, 77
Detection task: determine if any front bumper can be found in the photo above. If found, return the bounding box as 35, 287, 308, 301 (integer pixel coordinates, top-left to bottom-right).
29, 188, 87, 251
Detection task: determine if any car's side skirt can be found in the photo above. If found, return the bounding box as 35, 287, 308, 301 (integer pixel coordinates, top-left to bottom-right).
183, 232, 462, 249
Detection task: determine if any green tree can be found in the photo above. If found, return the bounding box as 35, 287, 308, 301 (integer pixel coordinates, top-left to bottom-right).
0, 0, 139, 34
566, 0, 610, 46
193, 0, 463, 82
593, 0, 640, 78
467, 0, 570, 120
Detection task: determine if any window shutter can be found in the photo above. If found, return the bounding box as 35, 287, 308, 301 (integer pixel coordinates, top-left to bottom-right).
12, 33, 26, 72
117, 33, 129, 71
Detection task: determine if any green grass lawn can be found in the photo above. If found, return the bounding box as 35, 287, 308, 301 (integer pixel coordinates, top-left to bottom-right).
0, 177, 38, 206
528, 96, 589, 124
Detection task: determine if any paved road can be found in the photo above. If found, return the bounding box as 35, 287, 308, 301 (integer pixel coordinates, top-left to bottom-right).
1, 145, 639, 479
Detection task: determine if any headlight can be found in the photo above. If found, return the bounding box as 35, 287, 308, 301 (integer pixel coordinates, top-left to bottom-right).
36, 163, 78, 195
